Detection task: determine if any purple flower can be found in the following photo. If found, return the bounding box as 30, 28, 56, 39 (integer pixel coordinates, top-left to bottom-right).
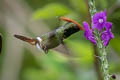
105, 22, 112, 31
83, 21, 96, 44
101, 21, 114, 46
101, 30, 114, 46
83, 10, 114, 47
92, 10, 107, 31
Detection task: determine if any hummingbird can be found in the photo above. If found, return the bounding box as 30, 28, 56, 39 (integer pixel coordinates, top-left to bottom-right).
14, 17, 83, 53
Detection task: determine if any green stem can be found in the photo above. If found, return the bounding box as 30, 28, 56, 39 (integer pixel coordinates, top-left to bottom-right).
88, 0, 97, 17
100, 46, 110, 80
88, 0, 110, 80
95, 31, 110, 80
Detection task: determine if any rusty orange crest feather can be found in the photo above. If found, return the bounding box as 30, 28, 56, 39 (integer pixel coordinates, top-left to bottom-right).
59, 17, 84, 30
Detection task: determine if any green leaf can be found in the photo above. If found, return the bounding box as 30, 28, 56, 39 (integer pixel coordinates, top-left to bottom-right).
69, 0, 87, 15
108, 8, 120, 35
65, 40, 94, 66
32, 3, 71, 20
110, 36, 120, 55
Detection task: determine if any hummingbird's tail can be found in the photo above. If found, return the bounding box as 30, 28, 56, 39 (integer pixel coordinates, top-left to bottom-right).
14, 34, 37, 45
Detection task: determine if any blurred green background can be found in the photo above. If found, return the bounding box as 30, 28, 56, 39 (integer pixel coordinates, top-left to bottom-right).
0, 0, 120, 80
